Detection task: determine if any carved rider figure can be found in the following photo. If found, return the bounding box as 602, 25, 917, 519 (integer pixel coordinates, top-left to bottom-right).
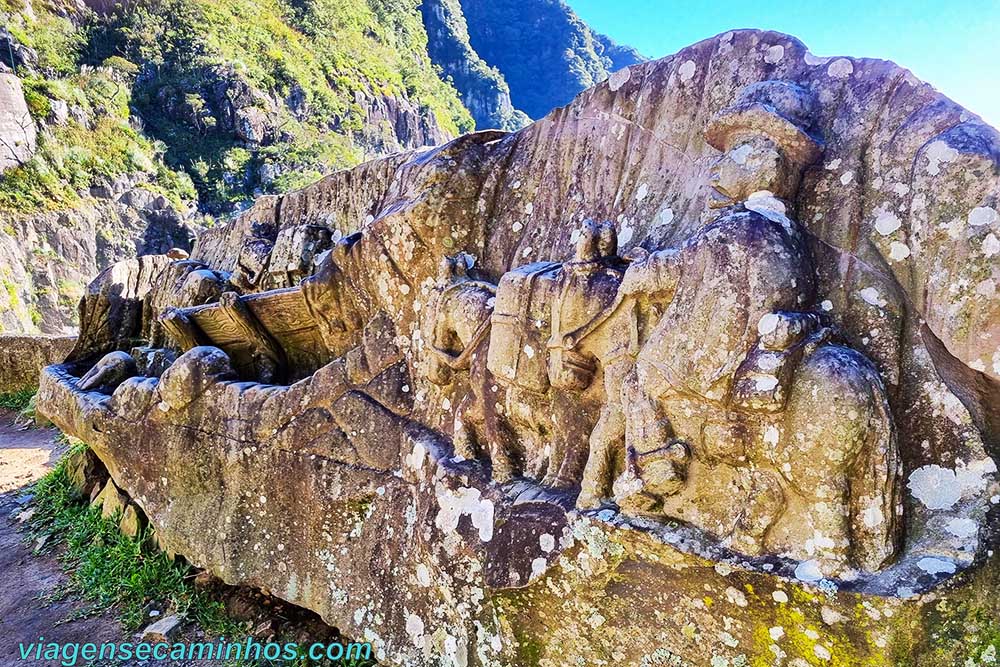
608, 81, 823, 496
578, 81, 901, 574
620, 80, 821, 410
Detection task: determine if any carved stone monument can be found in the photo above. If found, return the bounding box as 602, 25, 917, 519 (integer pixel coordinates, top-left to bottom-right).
39, 30, 1000, 666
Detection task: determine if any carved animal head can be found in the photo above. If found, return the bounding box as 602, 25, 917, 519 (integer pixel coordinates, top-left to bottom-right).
424, 255, 474, 386
422, 255, 496, 386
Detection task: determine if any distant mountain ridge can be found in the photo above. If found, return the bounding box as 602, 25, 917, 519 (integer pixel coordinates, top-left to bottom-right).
422, 0, 645, 128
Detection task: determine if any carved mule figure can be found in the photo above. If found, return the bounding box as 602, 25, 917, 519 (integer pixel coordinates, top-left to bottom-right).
423, 222, 621, 489
423, 80, 903, 575
422, 254, 520, 482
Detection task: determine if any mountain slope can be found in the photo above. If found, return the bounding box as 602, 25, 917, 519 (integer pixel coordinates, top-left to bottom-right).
420, 0, 530, 131
452, 0, 645, 120
0, 0, 643, 333
0, 0, 473, 332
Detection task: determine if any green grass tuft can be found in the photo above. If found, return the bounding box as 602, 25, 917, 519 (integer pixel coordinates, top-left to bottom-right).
27, 454, 241, 634
26, 449, 377, 666
0, 388, 37, 413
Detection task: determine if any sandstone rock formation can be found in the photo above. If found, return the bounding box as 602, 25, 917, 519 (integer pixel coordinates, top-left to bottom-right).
40, 30, 1000, 666
0, 334, 75, 393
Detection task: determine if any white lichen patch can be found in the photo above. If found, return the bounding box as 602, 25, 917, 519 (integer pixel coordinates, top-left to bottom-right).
435, 485, 495, 542
754, 375, 779, 391
908, 465, 964, 509
636, 182, 650, 202
862, 505, 884, 529
874, 210, 902, 236
764, 44, 784, 64
530, 557, 548, 580
731, 144, 754, 165
745, 191, 791, 229
725, 586, 748, 607
405, 613, 425, 648
757, 313, 779, 335
969, 206, 998, 227
608, 66, 631, 92
678, 59, 696, 82
983, 233, 1000, 258
827, 58, 853, 78
916, 557, 957, 575
889, 241, 911, 261
794, 559, 824, 582
618, 225, 634, 245
924, 140, 959, 175
859, 287, 887, 308
655, 206, 675, 227
821, 607, 845, 625
840, 171, 854, 185
946, 517, 979, 539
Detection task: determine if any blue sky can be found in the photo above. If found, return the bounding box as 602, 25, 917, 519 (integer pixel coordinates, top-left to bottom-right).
566, 0, 1000, 127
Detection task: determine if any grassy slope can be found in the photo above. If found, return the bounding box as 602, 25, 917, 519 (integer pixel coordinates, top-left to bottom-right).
0, 2, 196, 213
0, 0, 472, 214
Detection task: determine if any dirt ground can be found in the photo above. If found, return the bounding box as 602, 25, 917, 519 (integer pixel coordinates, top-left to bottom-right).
0, 409, 131, 666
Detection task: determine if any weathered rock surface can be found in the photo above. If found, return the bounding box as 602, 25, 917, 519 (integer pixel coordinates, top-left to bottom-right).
0, 191, 196, 334
0, 334, 76, 393
40, 30, 1000, 666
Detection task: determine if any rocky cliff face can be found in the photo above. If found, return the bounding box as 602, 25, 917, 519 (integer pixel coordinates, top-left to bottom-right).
0, 69, 37, 171
40, 29, 1000, 666
0, 183, 195, 334
420, 0, 530, 131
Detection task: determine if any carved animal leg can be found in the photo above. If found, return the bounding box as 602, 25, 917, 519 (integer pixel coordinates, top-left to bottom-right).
577, 401, 626, 509
541, 393, 587, 489
613, 445, 662, 515
452, 391, 480, 461
730, 469, 785, 556
479, 382, 518, 484
623, 368, 673, 458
